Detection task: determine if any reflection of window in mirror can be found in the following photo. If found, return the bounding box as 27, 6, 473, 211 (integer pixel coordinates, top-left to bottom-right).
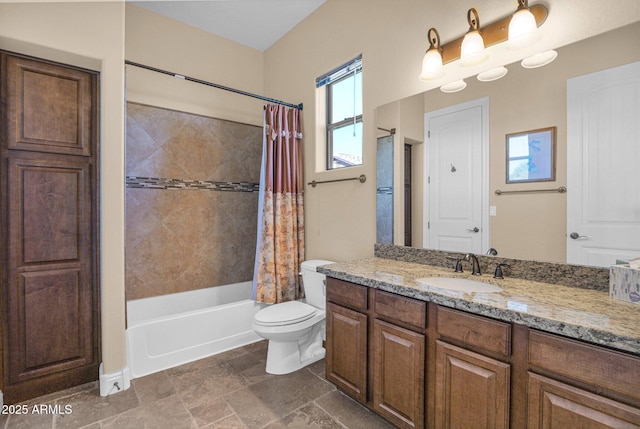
506, 126, 556, 183
316, 55, 363, 170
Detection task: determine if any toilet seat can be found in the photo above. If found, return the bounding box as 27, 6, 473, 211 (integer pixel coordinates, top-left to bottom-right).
254, 301, 317, 327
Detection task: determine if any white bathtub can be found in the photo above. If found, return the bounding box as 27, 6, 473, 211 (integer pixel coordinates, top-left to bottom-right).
126, 281, 266, 378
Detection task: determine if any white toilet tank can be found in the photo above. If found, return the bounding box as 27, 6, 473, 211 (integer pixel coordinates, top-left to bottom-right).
300, 260, 334, 310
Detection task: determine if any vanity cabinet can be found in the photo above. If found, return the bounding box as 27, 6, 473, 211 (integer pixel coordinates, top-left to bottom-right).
325, 277, 640, 429
372, 291, 426, 429
526, 330, 640, 428
434, 307, 511, 429
325, 280, 368, 403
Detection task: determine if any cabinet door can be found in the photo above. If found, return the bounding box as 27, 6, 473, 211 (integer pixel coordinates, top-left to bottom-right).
3, 155, 99, 402
527, 373, 640, 429
373, 319, 425, 429
435, 340, 510, 429
4, 54, 95, 156
326, 302, 367, 403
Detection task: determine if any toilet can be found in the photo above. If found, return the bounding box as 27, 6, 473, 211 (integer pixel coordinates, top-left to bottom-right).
252, 259, 334, 375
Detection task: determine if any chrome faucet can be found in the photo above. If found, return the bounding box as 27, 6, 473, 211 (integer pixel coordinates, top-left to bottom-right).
463, 253, 482, 276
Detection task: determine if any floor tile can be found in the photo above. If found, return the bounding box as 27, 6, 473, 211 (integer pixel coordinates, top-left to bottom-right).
54, 385, 140, 429
2, 340, 394, 429
315, 390, 395, 429
264, 402, 344, 429
225, 368, 334, 429
187, 395, 234, 427
132, 370, 176, 405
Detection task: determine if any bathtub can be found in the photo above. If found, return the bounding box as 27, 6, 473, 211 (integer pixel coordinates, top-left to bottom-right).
126, 281, 266, 378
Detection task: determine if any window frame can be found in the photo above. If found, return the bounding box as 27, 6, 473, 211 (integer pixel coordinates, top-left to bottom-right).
323, 60, 363, 170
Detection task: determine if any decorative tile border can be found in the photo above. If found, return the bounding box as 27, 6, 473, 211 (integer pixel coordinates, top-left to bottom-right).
126, 176, 260, 193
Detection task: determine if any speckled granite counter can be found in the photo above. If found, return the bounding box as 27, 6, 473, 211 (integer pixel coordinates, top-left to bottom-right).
318, 257, 640, 356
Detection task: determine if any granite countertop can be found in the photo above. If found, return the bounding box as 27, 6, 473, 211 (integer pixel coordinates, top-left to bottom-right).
318, 257, 640, 356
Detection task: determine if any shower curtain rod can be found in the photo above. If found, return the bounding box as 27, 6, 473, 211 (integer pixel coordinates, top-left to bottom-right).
125, 60, 303, 110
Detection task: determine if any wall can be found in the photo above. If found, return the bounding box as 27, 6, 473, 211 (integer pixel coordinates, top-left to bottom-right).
264, 0, 640, 263
125, 4, 265, 126
0, 2, 126, 373
125, 103, 261, 300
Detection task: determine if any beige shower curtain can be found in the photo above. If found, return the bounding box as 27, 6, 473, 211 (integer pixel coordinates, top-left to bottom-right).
252, 104, 305, 304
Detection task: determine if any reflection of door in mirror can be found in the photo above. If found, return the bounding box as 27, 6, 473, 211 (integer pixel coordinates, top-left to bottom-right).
567, 60, 640, 267
424, 98, 488, 254
377, 135, 394, 244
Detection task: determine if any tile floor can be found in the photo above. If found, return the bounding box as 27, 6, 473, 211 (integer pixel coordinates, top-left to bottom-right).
1, 341, 394, 428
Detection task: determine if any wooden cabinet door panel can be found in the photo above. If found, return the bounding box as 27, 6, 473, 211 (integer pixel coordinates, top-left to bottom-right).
435, 340, 510, 429
373, 319, 424, 429
527, 373, 640, 429
3, 155, 98, 399
326, 302, 367, 403
4, 54, 94, 156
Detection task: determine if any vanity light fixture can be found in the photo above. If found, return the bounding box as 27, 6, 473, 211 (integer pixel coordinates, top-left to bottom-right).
418, 2, 548, 82
508, 0, 539, 49
460, 8, 488, 66
419, 28, 445, 80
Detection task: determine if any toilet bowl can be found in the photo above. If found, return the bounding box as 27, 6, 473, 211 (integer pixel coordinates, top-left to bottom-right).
252, 259, 334, 375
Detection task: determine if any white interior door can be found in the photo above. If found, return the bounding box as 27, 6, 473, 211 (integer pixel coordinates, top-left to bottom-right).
567, 61, 640, 267
424, 98, 488, 254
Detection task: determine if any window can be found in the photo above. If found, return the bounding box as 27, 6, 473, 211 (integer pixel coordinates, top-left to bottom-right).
317, 56, 362, 170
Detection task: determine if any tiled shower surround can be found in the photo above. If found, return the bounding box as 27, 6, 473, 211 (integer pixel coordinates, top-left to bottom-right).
125, 102, 262, 300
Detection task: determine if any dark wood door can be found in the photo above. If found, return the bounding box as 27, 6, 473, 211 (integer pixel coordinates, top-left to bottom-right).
527, 373, 640, 429
373, 319, 424, 429
1, 52, 100, 404
435, 340, 510, 429
326, 302, 368, 403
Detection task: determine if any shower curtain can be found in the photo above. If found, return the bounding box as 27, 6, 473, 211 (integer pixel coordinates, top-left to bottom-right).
252, 104, 305, 304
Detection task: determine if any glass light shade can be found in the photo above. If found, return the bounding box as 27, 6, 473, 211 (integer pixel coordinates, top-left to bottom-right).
440, 79, 467, 93
508, 8, 537, 48
460, 31, 487, 66
419, 48, 444, 80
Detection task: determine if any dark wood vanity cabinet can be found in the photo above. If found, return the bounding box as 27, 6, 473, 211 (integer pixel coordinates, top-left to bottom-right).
325, 277, 640, 429
326, 279, 368, 403
372, 291, 426, 429
434, 307, 511, 429
526, 331, 640, 428
326, 302, 368, 402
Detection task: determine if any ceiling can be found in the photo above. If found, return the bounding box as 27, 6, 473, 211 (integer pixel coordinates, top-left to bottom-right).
130, 0, 326, 51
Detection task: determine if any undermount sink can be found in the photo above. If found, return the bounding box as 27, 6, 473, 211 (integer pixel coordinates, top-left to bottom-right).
415, 277, 503, 293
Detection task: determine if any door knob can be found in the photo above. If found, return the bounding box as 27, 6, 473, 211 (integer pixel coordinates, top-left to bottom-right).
569, 232, 589, 239
467, 227, 480, 233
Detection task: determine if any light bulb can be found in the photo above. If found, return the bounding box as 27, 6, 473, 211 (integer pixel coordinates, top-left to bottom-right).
420, 49, 444, 80
460, 30, 487, 66
508, 7, 538, 48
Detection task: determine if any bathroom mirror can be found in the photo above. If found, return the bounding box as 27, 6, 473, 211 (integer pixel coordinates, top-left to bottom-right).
375, 22, 640, 265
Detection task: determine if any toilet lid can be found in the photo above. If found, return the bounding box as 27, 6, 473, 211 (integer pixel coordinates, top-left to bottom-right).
254, 301, 317, 326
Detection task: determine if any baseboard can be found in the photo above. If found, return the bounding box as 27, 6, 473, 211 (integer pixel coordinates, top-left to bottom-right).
99, 364, 131, 397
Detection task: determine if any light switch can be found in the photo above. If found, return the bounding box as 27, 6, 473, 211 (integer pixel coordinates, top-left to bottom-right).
490, 206, 497, 216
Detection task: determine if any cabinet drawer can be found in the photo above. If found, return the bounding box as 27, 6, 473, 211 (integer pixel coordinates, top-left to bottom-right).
326, 278, 368, 311
373, 290, 426, 331
527, 372, 640, 427
528, 330, 640, 402
436, 307, 511, 358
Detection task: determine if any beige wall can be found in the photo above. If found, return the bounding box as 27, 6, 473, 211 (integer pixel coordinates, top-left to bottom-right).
0, 2, 126, 373
125, 4, 265, 127
264, 0, 640, 263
